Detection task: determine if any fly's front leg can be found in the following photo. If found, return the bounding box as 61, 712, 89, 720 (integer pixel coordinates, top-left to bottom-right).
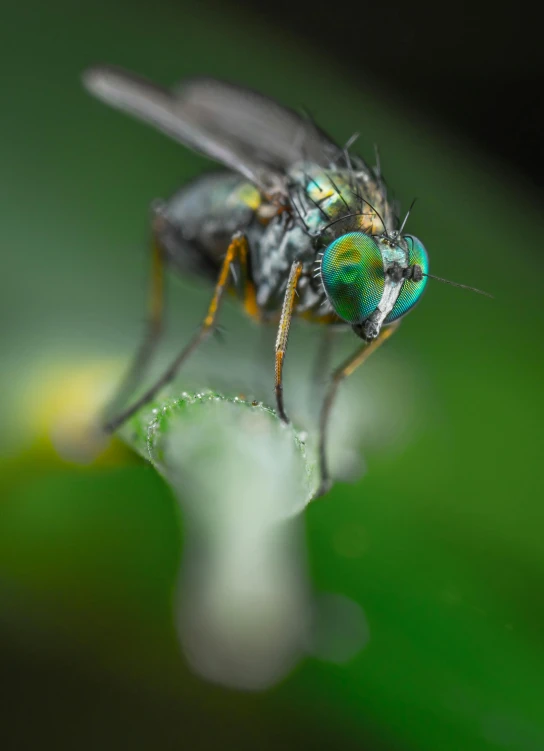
104, 232, 249, 434
316, 322, 400, 497
274, 261, 303, 423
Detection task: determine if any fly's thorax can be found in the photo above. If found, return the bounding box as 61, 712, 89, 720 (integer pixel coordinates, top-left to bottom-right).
252, 215, 316, 311
288, 161, 396, 239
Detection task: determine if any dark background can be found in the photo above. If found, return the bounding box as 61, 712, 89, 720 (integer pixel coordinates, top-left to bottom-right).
235, 0, 543, 194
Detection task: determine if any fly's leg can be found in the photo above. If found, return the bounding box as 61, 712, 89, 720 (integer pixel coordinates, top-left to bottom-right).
316, 322, 400, 497
310, 328, 335, 408
103, 217, 166, 423
104, 232, 250, 434
274, 261, 303, 423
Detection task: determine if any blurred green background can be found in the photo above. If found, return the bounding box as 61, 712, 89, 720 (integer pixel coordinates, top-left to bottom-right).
1, 1, 543, 749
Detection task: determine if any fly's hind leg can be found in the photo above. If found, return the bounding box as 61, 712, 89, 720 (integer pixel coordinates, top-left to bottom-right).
104, 232, 250, 434
274, 261, 303, 423
316, 322, 399, 497
102, 204, 167, 424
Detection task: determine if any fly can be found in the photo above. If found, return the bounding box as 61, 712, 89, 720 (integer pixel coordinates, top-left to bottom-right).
83, 66, 491, 496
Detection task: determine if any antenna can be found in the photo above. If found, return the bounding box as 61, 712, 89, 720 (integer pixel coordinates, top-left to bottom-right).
423, 273, 494, 299
403, 234, 493, 299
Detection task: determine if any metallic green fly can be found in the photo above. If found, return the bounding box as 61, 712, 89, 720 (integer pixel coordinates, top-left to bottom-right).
83, 66, 491, 496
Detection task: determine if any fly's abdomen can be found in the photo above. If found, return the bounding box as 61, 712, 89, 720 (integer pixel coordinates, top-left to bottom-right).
156, 171, 264, 281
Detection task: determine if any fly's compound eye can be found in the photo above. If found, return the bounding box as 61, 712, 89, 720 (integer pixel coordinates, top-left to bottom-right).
320, 232, 384, 324
385, 235, 429, 323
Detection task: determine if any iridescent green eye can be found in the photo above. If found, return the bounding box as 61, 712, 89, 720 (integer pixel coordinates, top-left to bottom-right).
320, 232, 384, 324
385, 235, 429, 323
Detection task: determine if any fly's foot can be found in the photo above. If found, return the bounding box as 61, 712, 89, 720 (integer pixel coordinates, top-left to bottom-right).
314, 478, 332, 499
275, 384, 290, 424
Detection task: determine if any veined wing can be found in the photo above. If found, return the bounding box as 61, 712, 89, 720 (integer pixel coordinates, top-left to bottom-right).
83, 66, 340, 199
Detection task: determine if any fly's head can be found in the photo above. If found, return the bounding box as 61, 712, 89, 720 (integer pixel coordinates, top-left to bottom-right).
317, 230, 429, 341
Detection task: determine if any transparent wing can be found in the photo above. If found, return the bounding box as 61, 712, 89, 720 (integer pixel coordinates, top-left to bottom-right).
83, 65, 340, 198
172, 76, 341, 171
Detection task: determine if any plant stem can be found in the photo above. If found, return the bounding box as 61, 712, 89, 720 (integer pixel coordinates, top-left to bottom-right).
120, 390, 316, 689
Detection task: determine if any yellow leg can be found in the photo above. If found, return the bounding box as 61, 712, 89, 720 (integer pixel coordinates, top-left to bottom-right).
275, 261, 303, 423
316, 322, 400, 497
104, 232, 249, 433
233, 230, 261, 322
